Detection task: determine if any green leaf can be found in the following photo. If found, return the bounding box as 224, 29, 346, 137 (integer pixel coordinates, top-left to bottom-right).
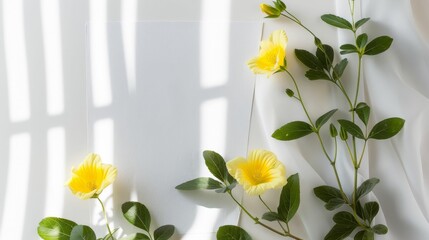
316, 44, 334, 70
70, 225, 97, 240
278, 173, 300, 223
215, 181, 237, 193
316, 109, 338, 130
262, 212, 282, 222
363, 231, 374, 240
363, 202, 379, 224
333, 211, 358, 227
122, 202, 151, 232
154, 225, 175, 240
321, 14, 353, 30
356, 33, 368, 49
355, 178, 380, 200
325, 198, 346, 211
305, 69, 331, 81
355, 231, 375, 240
338, 119, 365, 139
272, 121, 314, 141
356, 201, 365, 219
333, 59, 348, 80
364, 36, 393, 55
340, 44, 359, 55
295, 49, 323, 69
355, 18, 370, 29
175, 177, 224, 190
314, 186, 343, 203
324, 224, 356, 240
372, 224, 388, 235
203, 150, 232, 183
216, 225, 252, 240
368, 117, 405, 140
355, 102, 370, 126
102, 229, 119, 240
330, 124, 338, 138
37, 217, 77, 240
120, 233, 150, 240
354, 231, 365, 240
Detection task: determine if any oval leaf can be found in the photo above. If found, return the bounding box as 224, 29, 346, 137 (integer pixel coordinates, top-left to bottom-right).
333, 211, 358, 227
372, 224, 388, 235
368, 117, 404, 140
325, 198, 346, 211
154, 225, 175, 240
305, 69, 331, 81
122, 202, 151, 232
355, 18, 370, 29
295, 49, 323, 69
355, 102, 370, 126
338, 119, 365, 139
38, 217, 77, 240
120, 233, 150, 240
316, 109, 338, 130
340, 44, 359, 55
216, 225, 252, 240
333, 59, 348, 80
356, 33, 368, 49
203, 150, 233, 183
316, 44, 334, 70
363, 201, 379, 224
363, 231, 375, 240
70, 225, 97, 240
324, 224, 356, 240
364, 36, 393, 55
277, 174, 300, 223
321, 14, 353, 30
354, 231, 365, 240
355, 178, 380, 200
314, 185, 343, 203
262, 212, 282, 222
175, 177, 224, 190
272, 121, 314, 141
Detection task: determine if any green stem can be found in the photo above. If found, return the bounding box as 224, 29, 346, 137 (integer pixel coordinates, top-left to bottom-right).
258, 195, 289, 234
97, 197, 114, 240
285, 69, 348, 204
284, 70, 314, 127
228, 191, 303, 240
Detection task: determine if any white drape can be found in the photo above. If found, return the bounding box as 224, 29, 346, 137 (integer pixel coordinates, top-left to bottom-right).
243, 0, 429, 239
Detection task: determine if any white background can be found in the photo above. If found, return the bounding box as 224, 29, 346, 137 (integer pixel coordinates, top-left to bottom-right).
1, 0, 429, 239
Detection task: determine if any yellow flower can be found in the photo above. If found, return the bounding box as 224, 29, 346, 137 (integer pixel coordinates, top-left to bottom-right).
247, 30, 288, 77
227, 150, 287, 196
260, 4, 280, 17
66, 153, 117, 200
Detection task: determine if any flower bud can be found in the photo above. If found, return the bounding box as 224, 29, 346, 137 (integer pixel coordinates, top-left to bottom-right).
260, 4, 281, 18
285, 88, 295, 97
340, 126, 348, 141
274, 0, 286, 12
330, 124, 338, 138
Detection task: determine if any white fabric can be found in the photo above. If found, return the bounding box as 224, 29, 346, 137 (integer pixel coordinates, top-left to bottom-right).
242, 0, 429, 239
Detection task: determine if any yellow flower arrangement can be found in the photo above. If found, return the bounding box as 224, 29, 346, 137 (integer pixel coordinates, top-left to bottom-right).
66, 153, 117, 200
227, 149, 287, 195
247, 30, 288, 77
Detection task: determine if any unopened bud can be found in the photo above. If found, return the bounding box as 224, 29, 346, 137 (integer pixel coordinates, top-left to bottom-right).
260, 4, 281, 18
285, 88, 295, 97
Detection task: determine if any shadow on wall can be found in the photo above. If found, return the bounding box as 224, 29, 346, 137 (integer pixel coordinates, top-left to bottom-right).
86, 20, 256, 238
0, 0, 260, 239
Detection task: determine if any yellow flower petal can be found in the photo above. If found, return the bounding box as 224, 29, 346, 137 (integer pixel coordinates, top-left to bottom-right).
227, 150, 287, 196
66, 153, 117, 200
247, 30, 288, 77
